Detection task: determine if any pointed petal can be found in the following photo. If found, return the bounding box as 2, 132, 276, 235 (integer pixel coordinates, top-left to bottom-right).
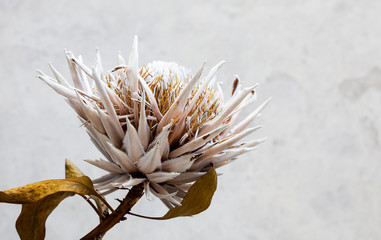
199, 83, 259, 136
64, 49, 86, 91
148, 121, 172, 160
156, 63, 204, 133
162, 154, 196, 172
38, 74, 77, 100
76, 92, 106, 134
244, 137, 268, 148
76, 55, 91, 92
123, 116, 145, 163
231, 76, 239, 96
169, 124, 228, 158
118, 52, 126, 65
231, 98, 271, 134
169, 61, 224, 143
92, 173, 116, 184
146, 172, 180, 183
137, 75, 163, 121
150, 182, 180, 205
138, 92, 151, 150
71, 55, 93, 78
92, 66, 125, 139
118, 178, 146, 188
196, 126, 262, 163
95, 105, 122, 148
167, 172, 204, 185
193, 147, 252, 171
144, 181, 153, 201
104, 142, 138, 173
84, 159, 124, 174
127, 35, 139, 93
48, 64, 71, 88
136, 141, 161, 174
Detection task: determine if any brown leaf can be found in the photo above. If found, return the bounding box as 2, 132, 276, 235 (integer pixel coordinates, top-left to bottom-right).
161, 168, 217, 219
0, 176, 96, 204
0, 160, 100, 240
15, 192, 73, 240
65, 159, 109, 221
65, 158, 85, 179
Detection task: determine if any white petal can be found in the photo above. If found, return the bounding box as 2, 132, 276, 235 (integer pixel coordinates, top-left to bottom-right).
231, 98, 271, 134
92, 173, 116, 184
199, 83, 259, 136
123, 116, 145, 163
156, 62, 204, 133
84, 159, 124, 174
71, 55, 93, 79
169, 124, 228, 158
196, 126, 262, 163
118, 178, 146, 188
137, 75, 163, 121
138, 91, 151, 150
144, 181, 152, 201
136, 141, 161, 174
48, 64, 71, 88
127, 35, 139, 93
38, 74, 77, 100
167, 172, 204, 185
146, 172, 180, 183
76, 55, 91, 92
193, 147, 252, 171
118, 52, 126, 65
95, 106, 123, 148
150, 182, 180, 205
64, 50, 86, 91
162, 154, 196, 172
76, 92, 106, 134
104, 142, 139, 173
148, 121, 172, 160
92, 65, 125, 139
169, 61, 224, 143
244, 137, 268, 148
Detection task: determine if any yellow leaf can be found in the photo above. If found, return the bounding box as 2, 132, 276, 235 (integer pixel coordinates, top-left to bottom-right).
65, 159, 109, 221
65, 158, 85, 178
161, 168, 217, 219
15, 192, 73, 240
0, 160, 100, 240
0, 176, 96, 204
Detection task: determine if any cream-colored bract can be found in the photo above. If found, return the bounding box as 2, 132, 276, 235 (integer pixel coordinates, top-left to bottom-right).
38, 36, 270, 209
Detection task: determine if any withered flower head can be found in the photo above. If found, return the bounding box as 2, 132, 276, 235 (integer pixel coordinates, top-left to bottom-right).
38, 36, 270, 208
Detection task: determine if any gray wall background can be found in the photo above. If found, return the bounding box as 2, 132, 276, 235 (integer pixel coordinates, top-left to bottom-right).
1, 0, 381, 239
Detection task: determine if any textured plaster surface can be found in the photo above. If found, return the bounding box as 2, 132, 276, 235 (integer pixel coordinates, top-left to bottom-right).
1, 1, 381, 239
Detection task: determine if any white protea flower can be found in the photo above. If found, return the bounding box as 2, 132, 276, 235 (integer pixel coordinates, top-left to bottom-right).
37, 36, 270, 209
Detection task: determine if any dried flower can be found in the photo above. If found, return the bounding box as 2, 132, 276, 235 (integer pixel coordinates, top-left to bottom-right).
37, 36, 270, 209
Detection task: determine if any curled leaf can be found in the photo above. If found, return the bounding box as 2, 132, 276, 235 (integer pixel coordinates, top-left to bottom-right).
161, 168, 217, 219
65, 158, 85, 178
15, 192, 73, 240
0, 177, 96, 204
0, 160, 101, 240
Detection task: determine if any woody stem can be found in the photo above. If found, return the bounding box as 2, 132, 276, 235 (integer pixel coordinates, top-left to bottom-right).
80, 183, 145, 240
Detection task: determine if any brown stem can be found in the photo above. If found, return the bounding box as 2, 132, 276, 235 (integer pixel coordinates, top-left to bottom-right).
81, 183, 145, 240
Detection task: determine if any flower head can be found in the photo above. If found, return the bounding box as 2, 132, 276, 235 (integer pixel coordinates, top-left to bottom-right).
38, 36, 269, 208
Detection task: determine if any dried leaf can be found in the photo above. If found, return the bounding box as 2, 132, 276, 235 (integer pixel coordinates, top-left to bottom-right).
15, 192, 73, 240
0, 177, 97, 204
65, 159, 85, 178
0, 160, 100, 240
150, 168, 217, 220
